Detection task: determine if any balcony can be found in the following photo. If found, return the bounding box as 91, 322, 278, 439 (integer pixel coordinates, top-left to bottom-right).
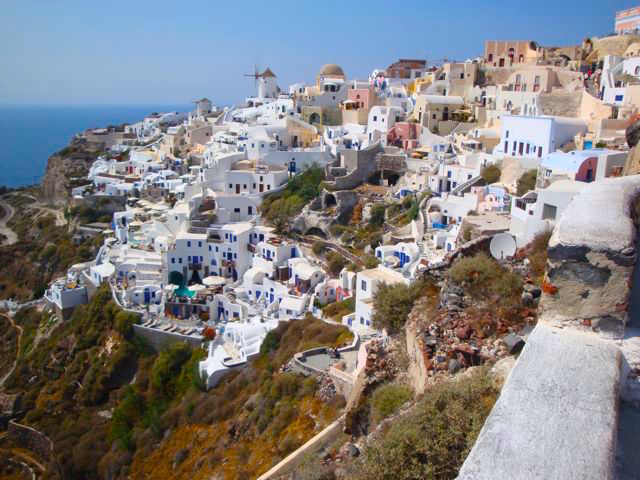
247, 243, 257, 253
189, 262, 203, 270
222, 259, 235, 268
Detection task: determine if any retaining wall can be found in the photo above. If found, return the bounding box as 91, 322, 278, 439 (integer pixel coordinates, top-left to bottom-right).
256, 417, 344, 480
133, 324, 203, 351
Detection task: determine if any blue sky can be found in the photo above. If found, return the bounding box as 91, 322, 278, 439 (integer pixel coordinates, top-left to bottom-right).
0, 0, 636, 105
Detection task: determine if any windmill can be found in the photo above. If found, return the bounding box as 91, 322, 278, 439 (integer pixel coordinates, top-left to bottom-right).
243, 64, 261, 87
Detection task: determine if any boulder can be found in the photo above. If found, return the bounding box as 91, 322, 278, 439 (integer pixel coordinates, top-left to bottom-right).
625, 120, 640, 148
503, 334, 525, 354
173, 448, 189, 469
448, 359, 463, 374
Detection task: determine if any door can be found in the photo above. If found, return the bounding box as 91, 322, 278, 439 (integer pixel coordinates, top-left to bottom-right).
236, 184, 240, 194
144, 288, 151, 304
499, 58, 505, 67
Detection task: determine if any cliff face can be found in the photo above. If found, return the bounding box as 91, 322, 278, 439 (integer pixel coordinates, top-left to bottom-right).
40, 139, 103, 206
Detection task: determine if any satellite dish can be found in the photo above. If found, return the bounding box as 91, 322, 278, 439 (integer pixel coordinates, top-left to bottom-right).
490, 233, 517, 260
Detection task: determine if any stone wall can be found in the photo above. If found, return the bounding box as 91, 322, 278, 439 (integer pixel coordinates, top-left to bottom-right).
132, 324, 203, 351
538, 177, 640, 338
458, 175, 640, 480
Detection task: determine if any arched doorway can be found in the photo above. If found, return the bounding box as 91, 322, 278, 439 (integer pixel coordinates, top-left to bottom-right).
309, 113, 320, 125
443, 106, 449, 121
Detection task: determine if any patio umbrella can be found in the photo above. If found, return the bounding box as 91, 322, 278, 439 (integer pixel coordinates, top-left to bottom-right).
165, 284, 179, 291
202, 276, 226, 287
189, 284, 206, 293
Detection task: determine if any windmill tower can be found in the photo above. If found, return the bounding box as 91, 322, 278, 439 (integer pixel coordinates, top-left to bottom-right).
244, 66, 278, 99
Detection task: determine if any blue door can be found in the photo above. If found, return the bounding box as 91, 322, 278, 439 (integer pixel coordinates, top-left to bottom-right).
218, 307, 224, 320
144, 288, 151, 303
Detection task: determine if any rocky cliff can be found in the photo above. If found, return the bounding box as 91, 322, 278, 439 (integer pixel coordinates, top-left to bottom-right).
40, 138, 103, 205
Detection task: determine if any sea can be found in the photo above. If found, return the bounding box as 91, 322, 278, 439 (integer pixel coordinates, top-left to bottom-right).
0, 104, 192, 188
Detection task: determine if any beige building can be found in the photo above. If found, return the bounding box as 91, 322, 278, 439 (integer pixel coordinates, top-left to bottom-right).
484, 40, 543, 67
414, 94, 466, 134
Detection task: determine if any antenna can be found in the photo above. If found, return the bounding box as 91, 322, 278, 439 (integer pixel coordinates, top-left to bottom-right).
489, 233, 517, 261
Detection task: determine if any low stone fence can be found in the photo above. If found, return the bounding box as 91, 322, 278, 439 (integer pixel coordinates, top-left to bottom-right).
8, 420, 53, 463
256, 417, 344, 480
133, 324, 203, 351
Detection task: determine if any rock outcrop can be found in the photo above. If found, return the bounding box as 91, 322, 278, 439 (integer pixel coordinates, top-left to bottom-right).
41, 138, 103, 205
538, 176, 640, 338
291, 190, 358, 237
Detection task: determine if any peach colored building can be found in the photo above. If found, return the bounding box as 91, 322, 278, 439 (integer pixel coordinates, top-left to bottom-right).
615, 6, 640, 34
484, 41, 542, 67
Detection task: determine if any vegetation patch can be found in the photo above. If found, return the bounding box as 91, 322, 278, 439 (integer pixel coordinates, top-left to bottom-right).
347, 369, 498, 480
372, 280, 439, 334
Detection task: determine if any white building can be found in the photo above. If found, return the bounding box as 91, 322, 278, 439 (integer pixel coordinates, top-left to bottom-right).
344, 266, 409, 333
509, 179, 587, 246
495, 115, 587, 160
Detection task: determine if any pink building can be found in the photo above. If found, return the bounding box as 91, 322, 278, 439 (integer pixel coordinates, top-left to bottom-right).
615, 6, 640, 34
347, 88, 375, 110
387, 122, 422, 150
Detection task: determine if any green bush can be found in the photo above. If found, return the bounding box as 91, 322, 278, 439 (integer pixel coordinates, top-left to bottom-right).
115, 311, 139, 338
372, 280, 434, 334
370, 383, 412, 424
516, 169, 537, 196
447, 252, 522, 301
322, 298, 355, 320
326, 252, 347, 276
311, 241, 325, 255
350, 369, 498, 480
369, 204, 386, 226
481, 164, 501, 184
364, 255, 379, 269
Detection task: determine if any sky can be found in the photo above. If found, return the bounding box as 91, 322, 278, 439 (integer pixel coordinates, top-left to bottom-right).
1, 0, 637, 106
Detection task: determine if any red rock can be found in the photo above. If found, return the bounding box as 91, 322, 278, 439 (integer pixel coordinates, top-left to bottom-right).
455, 324, 473, 340
541, 279, 558, 294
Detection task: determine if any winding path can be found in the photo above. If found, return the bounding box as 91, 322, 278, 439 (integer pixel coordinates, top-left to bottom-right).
0, 199, 18, 246
0, 312, 23, 388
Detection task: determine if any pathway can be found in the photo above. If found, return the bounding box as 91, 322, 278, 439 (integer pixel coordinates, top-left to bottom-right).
0, 199, 17, 246
0, 312, 23, 388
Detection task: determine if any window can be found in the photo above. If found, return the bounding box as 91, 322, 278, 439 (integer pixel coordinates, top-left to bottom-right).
538, 146, 543, 158
447, 171, 452, 178
171, 258, 175, 264
542, 203, 557, 221
248, 206, 253, 215
534, 75, 540, 85
373, 116, 377, 121
198, 241, 202, 247
187, 241, 191, 247
178, 258, 183, 264
488, 53, 493, 61
361, 280, 367, 291
615, 94, 624, 102
234, 207, 240, 213
515, 74, 521, 83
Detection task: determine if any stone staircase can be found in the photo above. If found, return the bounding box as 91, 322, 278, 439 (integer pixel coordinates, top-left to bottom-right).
450, 175, 482, 196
